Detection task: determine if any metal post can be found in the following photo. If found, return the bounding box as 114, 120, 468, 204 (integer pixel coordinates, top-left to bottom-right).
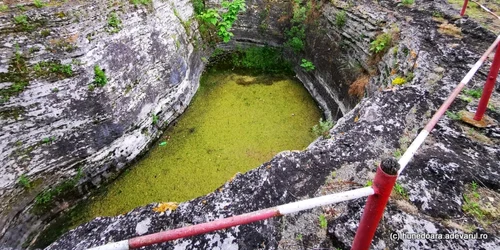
474, 46, 500, 121
351, 159, 399, 250
461, 0, 469, 16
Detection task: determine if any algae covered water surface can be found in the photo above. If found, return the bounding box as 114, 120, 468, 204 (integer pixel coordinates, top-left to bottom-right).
87, 70, 321, 217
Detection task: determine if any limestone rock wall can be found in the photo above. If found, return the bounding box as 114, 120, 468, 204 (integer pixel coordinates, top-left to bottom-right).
48, 0, 500, 249
0, 0, 205, 247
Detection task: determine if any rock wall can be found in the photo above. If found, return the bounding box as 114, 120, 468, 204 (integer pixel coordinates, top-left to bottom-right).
0, 0, 206, 247
48, 0, 500, 249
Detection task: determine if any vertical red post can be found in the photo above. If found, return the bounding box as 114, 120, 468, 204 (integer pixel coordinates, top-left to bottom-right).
474, 46, 500, 121
351, 159, 399, 250
461, 0, 469, 16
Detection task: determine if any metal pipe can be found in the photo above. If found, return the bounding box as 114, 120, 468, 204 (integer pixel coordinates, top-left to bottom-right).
474, 45, 500, 120
398, 35, 500, 176
88, 187, 374, 250
461, 0, 469, 16
351, 161, 398, 250
129, 208, 279, 249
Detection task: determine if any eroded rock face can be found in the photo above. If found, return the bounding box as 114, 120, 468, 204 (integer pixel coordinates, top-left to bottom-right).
2, 0, 500, 249
47, 0, 500, 250
0, 0, 206, 247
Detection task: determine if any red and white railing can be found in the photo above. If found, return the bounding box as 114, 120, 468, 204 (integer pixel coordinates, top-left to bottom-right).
87, 28, 500, 250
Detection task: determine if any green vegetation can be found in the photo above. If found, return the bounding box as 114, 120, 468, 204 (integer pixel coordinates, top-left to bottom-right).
152, 114, 159, 125
34, 168, 83, 214
93, 65, 107, 87
370, 33, 392, 54
107, 12, 121, 34
41, 29, 51, 37
33, 0, 45, 8
130, 0, 151, 6
0, 47, 29, 103
79, 70, 321, 219
318, 214, 328, 229
0, 4, 8, 12
394, 182, 408, 198
296, 233, 303, 241
33, 61, 73, 79
335, 10, 347, 28
18, 174, 31, 189
191, 0, 205, 15
285, 0, 309, 53
17, 4, 26, 11
228, 47, 293, 74
197, 0, 246, 43
446, 111, 461, 120
13, 15, 34, 31
392, 76, 406, 85
463, 88, 482, 98
393, 149, 402, 159
300, 59, 315, 72
365, 180, 373, 187
401, 0, 415, 6
312, 118, 334, 139
41, 136, 56, 144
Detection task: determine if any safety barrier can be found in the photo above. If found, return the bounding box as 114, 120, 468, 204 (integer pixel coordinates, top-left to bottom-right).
87, 27, 500, 250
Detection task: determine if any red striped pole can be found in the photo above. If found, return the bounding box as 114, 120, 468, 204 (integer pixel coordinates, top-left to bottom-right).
351, 159, 399, 250
474, 45, 500, 121
461, 0, 469, 16
129, 209, 279, 248
88, 188, 375, 250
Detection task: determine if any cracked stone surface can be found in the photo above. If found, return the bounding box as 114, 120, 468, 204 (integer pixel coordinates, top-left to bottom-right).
1, 0, 500, 249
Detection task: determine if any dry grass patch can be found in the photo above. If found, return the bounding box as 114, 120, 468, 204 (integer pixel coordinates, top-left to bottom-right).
348, 75, 370, 98
438, 23, 463, 38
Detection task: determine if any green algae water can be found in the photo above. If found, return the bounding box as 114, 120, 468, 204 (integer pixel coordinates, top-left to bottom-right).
33, 69, 321, 248
87, 71, 321, 217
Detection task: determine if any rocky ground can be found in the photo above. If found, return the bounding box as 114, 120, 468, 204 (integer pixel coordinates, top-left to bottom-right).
1, 0, 500, 249
46, 0, 500, 250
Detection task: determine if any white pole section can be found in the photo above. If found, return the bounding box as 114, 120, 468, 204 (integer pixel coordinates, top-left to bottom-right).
87, 240, 129, 250
278, 187, 374, 215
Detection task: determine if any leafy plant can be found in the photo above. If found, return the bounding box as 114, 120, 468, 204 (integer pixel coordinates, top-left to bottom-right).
365, 180, 373, 187
463, 195, 484, 219
393, 149, 402, 159
130, 0, 151, 6
18, 174, 31, 189
394, 182, 408, 198
34, 168, 84, 211
300, 59, 315, 72
230, 46, 292, 74
400, 0, 415, 6
463, 88, 482, 98
41, 29, 51, 37
284, 0, 309, 53
33, 0, 45, 8
93, 65, 108, 87
13, 15, 34, 31
285, 26, 306, 53
41, 136, 56, 144
107, 12, 121, 33
197, 0, 246, 43
446, 111, 461, 120
312, 118, 334, 139
460, 95, 473, 103
296, 233, 303, 241
370, 33, 392, 54
318, 214, 327, 229
152, 114, 159, 125
335, 10, 347, 28
392, 76, 406, 85
33, 61, 73, 78
0, 4, 8, 12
